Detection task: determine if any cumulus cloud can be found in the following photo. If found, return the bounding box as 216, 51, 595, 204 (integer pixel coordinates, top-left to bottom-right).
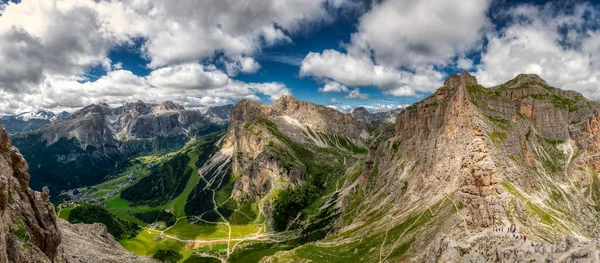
0, 64, 290, 114
344, 88, 369, 100
301, 50, 445, 96
147, 63, 230, 90
319, 81, 349, 93
0, 0, 335, 114
328, 98, 343, 104
475, 3, 600, 99
0, 0, 117, 92
348, 0, 491, 68
300, 0, 490, 97
111, 0, 353, 68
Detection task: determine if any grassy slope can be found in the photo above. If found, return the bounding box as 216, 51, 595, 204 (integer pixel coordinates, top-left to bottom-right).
164, 218, 258, 240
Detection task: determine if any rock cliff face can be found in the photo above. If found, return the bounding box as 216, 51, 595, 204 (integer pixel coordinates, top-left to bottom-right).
0, 122, 155, 262
205, 104, 234, 122
55, 219, 156, 263
228, 96, 368, 203
264, 71, 600, 262
0, 121, 61, 262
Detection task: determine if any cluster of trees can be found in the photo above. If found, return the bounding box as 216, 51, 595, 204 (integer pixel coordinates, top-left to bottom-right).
121, 152, 192, 207
134, 210, 177, 227
68, 204, 139, 239
152, 249, 182, 263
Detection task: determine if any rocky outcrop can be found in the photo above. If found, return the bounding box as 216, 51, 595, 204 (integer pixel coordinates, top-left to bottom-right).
55, 219, 157, 263
224, 96, 368, 218
350, 106, 402, 124
316, 71, 600, 261
272, 96, 368, 141
433, 232, 600, 262
205, 104, 234, 122
0, 122, 157, 262
0, 122, 61, 262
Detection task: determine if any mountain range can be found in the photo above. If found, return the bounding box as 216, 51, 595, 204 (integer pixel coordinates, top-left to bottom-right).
8, 101, 233, 195
0, 110, 70, 134
1, 72, 599, 262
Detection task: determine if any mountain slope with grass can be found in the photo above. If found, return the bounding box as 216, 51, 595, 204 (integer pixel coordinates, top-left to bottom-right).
264, 72, 600, 262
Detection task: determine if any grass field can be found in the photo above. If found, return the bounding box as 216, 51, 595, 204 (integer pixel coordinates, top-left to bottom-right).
91, 138, 265, 262
119, 229, 192, 258
164, 218, 259, 240
57, 206, 75, 221
103, 150, 201, 224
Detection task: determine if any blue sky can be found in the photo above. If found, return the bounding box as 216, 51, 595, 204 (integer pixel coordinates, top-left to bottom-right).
1, 0, 600, 114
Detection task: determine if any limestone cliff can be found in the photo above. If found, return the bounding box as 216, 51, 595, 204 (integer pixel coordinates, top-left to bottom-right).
0, 122, 61, 262
0, 122, 155, 262
264, 71, 600, 262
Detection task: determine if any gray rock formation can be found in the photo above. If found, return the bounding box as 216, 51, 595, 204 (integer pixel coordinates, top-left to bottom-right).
350, 106, 403, 124
55, 219, 157, 263
0, 110, 67, 135
205, 104, 234, 123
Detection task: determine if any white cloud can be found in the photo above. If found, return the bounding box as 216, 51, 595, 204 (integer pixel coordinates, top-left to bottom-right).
0, 0, 343, 114
229, 56, 261, 75
300, 0, 491, 98
345, 88, 369, 100
328, 98, 343, 104
475, 3, 600, 99
0, 0, 118, 92
301, 49, 445, 95
456, 57, 474, 69
348, 0, 491, 68
0, 64, 290, 114
147, 63, 230, 90
112, 0, 352, 68
319, 81, 349, 93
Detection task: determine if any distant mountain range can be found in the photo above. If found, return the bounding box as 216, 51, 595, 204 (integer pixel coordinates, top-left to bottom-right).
0, 110, 71, 134
9, 101, 233, 195
350, 106, 403, 124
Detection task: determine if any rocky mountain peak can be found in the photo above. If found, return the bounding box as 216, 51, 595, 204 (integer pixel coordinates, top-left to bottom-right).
350, 106, 369, 115
443, 70, 478, 89
230, 99, 272, 127
158, 101, 185, 111
205, 104, 234, 121
504, 73, 549, 88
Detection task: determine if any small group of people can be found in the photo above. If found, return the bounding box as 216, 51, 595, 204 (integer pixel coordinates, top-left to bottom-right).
492, 223, 534, 247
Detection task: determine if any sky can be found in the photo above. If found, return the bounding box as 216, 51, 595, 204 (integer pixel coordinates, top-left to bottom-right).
0, 0, 600, 115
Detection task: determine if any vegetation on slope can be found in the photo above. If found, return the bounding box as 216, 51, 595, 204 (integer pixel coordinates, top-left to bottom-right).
152, 249, 183, 263
120, 152, 193, 207
67, 203, 140, 239
11, 133, 122, 194
133, 210, 177, 227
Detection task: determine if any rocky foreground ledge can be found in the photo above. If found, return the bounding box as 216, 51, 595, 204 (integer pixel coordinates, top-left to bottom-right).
433, 230, 600, 262
0, 122, 156, 262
